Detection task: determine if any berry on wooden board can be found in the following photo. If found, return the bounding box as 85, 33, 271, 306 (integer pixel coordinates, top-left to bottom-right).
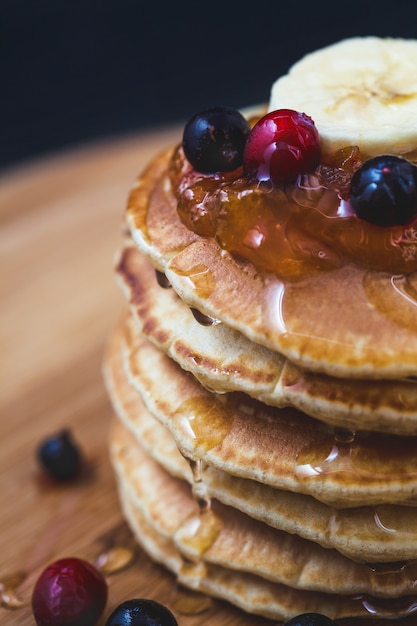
31, 557, 107, 626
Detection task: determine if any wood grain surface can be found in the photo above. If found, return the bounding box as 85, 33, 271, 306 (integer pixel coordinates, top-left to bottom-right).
0, 130, 271, 626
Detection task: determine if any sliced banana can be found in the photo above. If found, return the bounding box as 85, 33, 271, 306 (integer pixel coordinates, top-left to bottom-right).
269, 37, 417, 158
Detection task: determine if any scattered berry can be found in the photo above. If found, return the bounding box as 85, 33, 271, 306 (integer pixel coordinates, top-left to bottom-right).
37, 429, 82, 481
31, 557, 107, 626
105, 598, 178, 626
243, 108, 321, 185
284, 613, 335, 626
350, 154, 417, 226
182, 106, 251, 173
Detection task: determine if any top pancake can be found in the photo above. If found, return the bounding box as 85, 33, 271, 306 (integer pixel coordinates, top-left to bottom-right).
126, 146, 417, 379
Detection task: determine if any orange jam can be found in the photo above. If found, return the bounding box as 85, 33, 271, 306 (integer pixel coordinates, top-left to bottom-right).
169, 145, 417, 279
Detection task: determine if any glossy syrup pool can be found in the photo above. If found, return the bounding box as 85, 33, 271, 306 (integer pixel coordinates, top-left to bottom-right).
170, 144, 417, 279
0, 571, 27, 609
295, 426, 417, 483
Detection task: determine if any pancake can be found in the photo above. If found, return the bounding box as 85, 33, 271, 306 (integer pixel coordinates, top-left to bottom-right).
110, 417, 417, 620
110, 314, 417, 509
115, 242, 417, 435
103, 351, 417, 563
103, 37, 417, 622
126, 147, 417, 379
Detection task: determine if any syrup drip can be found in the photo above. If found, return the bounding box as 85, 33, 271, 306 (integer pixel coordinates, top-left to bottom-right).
173, 396, 233, 457
176, 454, 222, 606
190, 308, 221, 326
167, 263, 215, 299
95, 546, 135, 576
0, 571, 27, 610
177, 508, 222, 558
179, 458, 222, 557
352, 592, 417, 618
363, 271, 417, 332
189, 458, 211, 512
329, 504, 417, 559
94, 523, 138, 576
366, 560, 417, 591
295, 427, 417, 482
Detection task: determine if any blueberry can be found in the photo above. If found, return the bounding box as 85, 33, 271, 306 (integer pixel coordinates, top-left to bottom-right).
284, 613, 336, 626
350, 154, 417, 226
182, 106, 251, 173
37, 429, 81, 481
105, 599, 178, 626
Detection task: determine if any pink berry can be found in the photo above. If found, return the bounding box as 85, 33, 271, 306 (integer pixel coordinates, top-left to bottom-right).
31, 557, 107, 626
243, 109, 321, 185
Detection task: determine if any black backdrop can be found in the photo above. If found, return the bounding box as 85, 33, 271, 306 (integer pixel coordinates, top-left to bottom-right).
2, 0, 417, 171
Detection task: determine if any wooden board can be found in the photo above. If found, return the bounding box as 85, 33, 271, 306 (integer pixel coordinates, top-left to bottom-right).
0, 129, 272, 625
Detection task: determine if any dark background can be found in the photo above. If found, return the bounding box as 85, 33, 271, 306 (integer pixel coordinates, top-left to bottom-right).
2, 0, 417, 172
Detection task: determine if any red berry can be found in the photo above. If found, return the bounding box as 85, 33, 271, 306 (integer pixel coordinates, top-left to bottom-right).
31, 557, 108, 626
243, 109, 321, 185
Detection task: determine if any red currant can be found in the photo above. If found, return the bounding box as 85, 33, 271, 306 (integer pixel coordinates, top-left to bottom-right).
31, 557, 108, 626
243, 109, 321, 185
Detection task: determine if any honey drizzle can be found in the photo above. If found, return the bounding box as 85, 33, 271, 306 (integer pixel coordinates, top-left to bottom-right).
0, 572, 27, 609
295, 427, 417, 482
190, 308, 221, 327
94, 522, 138, 576
173, 404, 223, 614
352, 593, 417, 618
170, 144, 417, 277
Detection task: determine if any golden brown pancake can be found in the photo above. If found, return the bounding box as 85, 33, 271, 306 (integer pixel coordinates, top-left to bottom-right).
103, 82, 417, 622
110, 316, 417, 509
126, 147, 417, 379
115, 243, 417, 435
104, 364, 417, 565
110, 417, 417, 620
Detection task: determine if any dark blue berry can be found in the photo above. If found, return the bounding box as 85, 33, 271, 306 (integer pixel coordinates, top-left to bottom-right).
37, 430, 81, 481
182, 106, 251, 173
104, 599, 178, 626
350, 155, 417, 227
284, 613, 336, 626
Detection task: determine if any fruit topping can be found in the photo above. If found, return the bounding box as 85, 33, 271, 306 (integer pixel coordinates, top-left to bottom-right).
31, 557, 107, 626
37, 429, 82, 482
284, 613, 335, 626
243, 109, 321, 185
182, 106, 251, 173
268, 37, 417, 158
105, 598, 178, 626
171, 145, 417, 277
350, 155, 417, 227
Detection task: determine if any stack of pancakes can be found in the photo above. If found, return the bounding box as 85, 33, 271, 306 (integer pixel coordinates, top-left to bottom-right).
103, 138, 417, 622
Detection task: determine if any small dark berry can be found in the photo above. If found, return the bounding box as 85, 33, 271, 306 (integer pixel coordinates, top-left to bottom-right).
243, 108, 321, 185
284, 612, 336, 626
105, 598, 178, 626
37, 429, 81, 481
182, 106, 251, 173
350, 154, 417, 226
32, 557, 107, 626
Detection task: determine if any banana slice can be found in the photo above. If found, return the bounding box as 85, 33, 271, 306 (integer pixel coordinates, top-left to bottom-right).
269, 37, 417, 158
